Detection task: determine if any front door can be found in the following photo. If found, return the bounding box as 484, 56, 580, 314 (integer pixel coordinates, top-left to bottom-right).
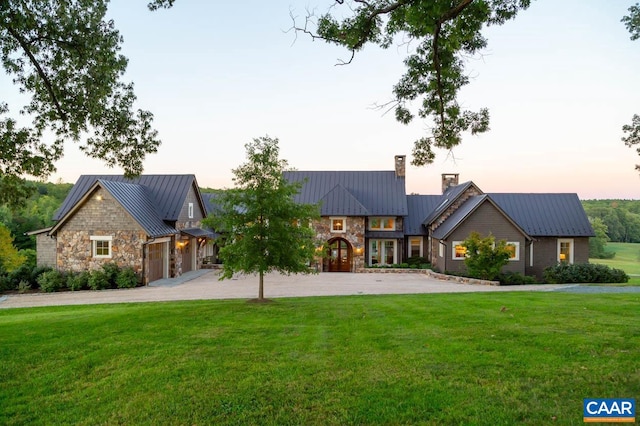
327, 238, 352, 272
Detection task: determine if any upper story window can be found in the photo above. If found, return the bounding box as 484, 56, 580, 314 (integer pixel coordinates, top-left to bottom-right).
188, 202, 194, 219
330, 217, 346, 233
369, 217, 395, 231
90, 235, 113, 258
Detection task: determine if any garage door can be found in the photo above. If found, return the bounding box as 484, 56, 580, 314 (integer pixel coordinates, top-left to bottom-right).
148, 242, 165, 282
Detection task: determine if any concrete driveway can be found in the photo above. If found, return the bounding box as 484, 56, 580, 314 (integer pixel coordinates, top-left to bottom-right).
0, 270, 574, 309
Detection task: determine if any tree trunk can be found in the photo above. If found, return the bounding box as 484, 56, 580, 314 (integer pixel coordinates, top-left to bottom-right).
258, 270, 264, 300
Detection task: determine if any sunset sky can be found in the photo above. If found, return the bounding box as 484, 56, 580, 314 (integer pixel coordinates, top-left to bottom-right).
4, 0, 640, 199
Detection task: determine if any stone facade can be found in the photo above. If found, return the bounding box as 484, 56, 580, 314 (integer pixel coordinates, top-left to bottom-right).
55, 187, 147, 274
313, 216, 365, 272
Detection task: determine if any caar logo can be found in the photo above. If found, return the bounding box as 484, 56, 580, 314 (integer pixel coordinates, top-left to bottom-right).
583, 398, 635, 423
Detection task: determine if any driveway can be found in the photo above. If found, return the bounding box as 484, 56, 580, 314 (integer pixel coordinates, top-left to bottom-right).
0, 270, 623, 309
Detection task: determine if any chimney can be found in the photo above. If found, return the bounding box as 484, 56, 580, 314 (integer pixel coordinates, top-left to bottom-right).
394, 155, 406, 177
441, 173, 459, 193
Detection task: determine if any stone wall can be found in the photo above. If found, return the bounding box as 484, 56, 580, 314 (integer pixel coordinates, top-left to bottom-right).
56, 187, 147, 274
313, 216, 365, 271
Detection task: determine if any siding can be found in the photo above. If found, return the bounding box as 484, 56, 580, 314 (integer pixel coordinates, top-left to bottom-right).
441, 201, 526, 275
527, 236, 591, 279
36, 234, 56, 267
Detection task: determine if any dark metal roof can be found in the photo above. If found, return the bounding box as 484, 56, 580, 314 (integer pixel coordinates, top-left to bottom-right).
404, 195, 441, 235
98, 180, 178, 237
423, 181, 481, 225
201, 192, 220, 216
489, 193, 595, 237
365, 230, 405, 239
283, 171, 408, 216
54, 175, 197, 221
432, 195, 489, 240
181, 228, 218, 239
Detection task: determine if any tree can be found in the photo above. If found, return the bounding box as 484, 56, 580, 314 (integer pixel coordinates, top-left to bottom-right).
462, 231, 511, 280
292, 0, 531, 166
588, 217, 614, 259
622, 4, 640, 168
203, 136, 320, 301
0, 223, 25, 272
0, 1, 163, 205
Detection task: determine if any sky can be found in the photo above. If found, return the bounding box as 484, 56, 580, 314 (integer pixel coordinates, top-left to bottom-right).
5, 0, 640, 199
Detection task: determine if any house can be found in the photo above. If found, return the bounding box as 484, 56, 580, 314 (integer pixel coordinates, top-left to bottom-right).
284, 158, 594, 278
31, 175, 215, 285
284, 155, 409, 272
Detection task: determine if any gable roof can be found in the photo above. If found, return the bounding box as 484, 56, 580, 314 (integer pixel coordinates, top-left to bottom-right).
489, 193, 595, 237
50, 180, 178, 237
283, 171, 408, 216
54, 175, 201, 222
423, 181, 482, 225
405, 195, 441, 235
431, 194, 531, 240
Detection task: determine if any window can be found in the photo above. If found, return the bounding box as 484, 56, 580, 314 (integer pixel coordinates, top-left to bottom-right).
558, 239, 574, 264
452, 241, 466, 260
438, 241, 444, 258
506, 242, 520, 261
369, 239, 397, 265
369, 217, 395, 231
90, 236, 113, 258
409, 237, 422, 257
188, 202, 194, 219
330, 217, 346, 233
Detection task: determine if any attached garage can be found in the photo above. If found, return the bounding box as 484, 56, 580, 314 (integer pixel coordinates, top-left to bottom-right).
147, 240, 169, 283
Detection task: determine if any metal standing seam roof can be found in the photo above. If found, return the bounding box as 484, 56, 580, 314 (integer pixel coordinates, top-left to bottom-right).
405, 195, 442, 235
422, 181, 481, 225
489, 193, 595, 237
97, 180, 178, 237
283, 170, 408, 216
431, 195, 489, 240
54, 174, 198, 222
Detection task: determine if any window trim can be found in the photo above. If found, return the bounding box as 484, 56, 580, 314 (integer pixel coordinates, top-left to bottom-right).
188, 202, 194, 219
369, 217, 396, 231
452, 241, 466, 260
557, 238, 574, 264
90, 235, 113, 258
506, 241, 520, 261
409, 237, 423, 258
368, 239, 397, 265
330, 217, 346, 233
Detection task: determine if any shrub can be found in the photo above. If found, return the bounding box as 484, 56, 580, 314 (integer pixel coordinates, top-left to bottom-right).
497, 272, 538, 285
37, 270, 65, 292
116, 268, 139, 288
18, 280, 31, 293
67, 272, 90, 291
406, 256, 428, 268
543, 263, 629, 284
88, 270, 110, 290
30, 266, 54, 289
462, 232, 511, 280
102, 263, 120, 288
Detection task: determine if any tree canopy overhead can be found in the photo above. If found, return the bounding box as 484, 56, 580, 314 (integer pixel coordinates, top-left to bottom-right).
0, 1, 163, 205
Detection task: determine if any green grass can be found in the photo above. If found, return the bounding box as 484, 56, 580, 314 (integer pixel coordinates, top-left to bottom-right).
591, 242, 640, 276
1, 294, 639, 425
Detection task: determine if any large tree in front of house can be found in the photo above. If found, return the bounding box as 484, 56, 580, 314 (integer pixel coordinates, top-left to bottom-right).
462, 231, 511, 280
204, 136, 319, 301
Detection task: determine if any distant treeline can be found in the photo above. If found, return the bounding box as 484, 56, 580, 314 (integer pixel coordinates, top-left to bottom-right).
581, 200, 640, 243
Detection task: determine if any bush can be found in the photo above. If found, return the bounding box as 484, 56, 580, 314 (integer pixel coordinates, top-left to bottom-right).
102, 263, 120, 288
88, 270, 110, 290
116, 268, 139, 288
543, 263, 629, 284
18, 280, 31, 293
497, 272, 538, 285
462, 232, 511, 280
30, 266, 54, 289
406, 256, 428, 268
67, 272, 90, 291
37, 270, 65, 292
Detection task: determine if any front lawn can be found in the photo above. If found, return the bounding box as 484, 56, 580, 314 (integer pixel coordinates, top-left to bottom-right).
1, 293, 638, 425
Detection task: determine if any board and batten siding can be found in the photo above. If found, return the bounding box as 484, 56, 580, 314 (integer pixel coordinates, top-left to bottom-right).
440, 201, 526, 275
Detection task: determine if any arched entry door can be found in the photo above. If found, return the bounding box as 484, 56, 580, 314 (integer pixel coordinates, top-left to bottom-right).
327, 238, 352, 272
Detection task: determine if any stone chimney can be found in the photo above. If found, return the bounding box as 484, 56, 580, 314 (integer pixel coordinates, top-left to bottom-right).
441, 173, 459, 193
394, 155, 406, 177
